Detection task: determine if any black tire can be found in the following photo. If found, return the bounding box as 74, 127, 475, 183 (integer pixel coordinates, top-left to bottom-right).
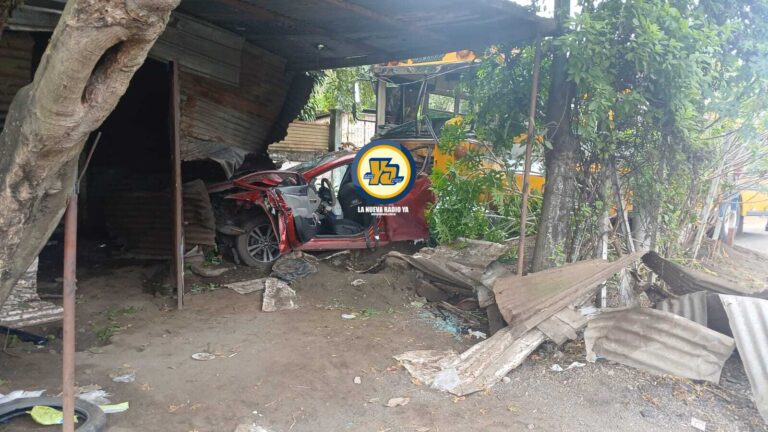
0, 397, 106, 431
235, 217, 280, 267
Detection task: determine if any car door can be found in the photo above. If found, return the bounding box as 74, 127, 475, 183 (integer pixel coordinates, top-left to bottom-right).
383, 173, 434, 241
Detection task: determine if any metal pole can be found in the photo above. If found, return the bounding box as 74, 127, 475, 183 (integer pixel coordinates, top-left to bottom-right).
62, 191, 77, 432
517, 36, 543, 276
169, 61, 184, 309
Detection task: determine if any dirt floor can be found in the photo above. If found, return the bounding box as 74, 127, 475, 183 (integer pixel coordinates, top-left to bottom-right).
1, 245, 767, 431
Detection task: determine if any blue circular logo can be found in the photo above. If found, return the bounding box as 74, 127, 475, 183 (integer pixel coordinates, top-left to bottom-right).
351, 140, 417, 204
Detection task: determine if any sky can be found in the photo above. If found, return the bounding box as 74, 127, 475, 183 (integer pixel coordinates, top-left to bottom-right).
508, 0, 583, 17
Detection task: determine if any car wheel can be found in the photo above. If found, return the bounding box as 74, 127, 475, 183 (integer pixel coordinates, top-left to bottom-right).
236, 218, 280, 267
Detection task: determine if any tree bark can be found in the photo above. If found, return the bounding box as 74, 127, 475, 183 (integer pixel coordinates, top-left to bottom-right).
532, 0, 580, 272
0, 0, 179, 305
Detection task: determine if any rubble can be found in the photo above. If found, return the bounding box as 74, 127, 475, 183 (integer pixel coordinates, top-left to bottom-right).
396, 328, 546, 396
271, 252, 318, 282
225, 278, 268, 295
262, 278, 298, 312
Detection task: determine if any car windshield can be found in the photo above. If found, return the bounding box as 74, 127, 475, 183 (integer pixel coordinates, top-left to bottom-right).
289, 152, 350, 175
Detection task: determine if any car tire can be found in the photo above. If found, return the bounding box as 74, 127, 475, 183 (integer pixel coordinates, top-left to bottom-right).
235, 217, 280, 268
0, 397, 106, 431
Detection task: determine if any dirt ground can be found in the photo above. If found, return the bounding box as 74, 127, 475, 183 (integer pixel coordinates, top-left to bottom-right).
1, 246, 767, 432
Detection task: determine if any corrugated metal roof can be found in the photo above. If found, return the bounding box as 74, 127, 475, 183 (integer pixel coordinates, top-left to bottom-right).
585, 307, 735, 384
719, 295, 768, 422
177, 0, 556, 70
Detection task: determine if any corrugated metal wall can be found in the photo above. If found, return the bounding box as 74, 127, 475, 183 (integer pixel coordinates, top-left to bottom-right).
0, 31, 33, 129
270, 121, 330, 153
179, 43, 292, 161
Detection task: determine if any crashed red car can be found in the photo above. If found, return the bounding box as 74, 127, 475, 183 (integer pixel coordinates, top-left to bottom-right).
207, 149, 434, 267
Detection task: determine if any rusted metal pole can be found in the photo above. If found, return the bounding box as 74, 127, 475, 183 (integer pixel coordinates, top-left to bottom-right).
62, 191, 77, 432
169, 61, 184, 310
517, 36, 543, 276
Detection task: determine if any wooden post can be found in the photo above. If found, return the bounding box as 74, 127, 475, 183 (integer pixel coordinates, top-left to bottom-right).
62, 191, 77, 432
517, 36, 543, 276
169, 61, 184, 309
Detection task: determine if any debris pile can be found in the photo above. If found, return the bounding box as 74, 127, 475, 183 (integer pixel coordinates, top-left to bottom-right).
390, 244, 768, 423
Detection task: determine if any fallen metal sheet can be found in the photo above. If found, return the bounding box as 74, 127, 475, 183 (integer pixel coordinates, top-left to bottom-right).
719, 295, 768, 422
585, 307, 735, 384
643, 251, 768, 298
395, 328, 546, 396
654, 291, 733, 336
493, 251, 646, 339
0, 259, 63, 328
384, 239, 513, 291
655, 291, 709, 327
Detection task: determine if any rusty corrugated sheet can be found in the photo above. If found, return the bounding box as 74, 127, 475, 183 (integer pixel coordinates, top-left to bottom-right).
585, 307, 735, 384
180, 43, 291, 162
719, 295, 768, 422
104, 180, 216, 258
270, 121, 330, 153
493, 251, 646, 339
0, 259, 63, 328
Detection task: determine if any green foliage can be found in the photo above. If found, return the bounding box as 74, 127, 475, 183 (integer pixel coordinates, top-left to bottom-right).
300, 67, 376, 120
462, 45, 549, 152
554, 0, 768, 254
427, 119, 541, 244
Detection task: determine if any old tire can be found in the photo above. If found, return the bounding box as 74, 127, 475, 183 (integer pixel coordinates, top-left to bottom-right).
236, 218, 280, 267
0, 397, 106, 431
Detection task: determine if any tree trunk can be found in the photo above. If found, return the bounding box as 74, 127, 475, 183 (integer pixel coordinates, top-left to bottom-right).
0, 0, 179, 305
532, 0, 579, 272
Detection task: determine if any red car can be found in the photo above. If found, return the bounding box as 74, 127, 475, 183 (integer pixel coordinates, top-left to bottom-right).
208, 149, 434, 267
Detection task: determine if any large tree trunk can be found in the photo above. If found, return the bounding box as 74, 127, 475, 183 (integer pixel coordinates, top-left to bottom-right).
531, 0, 580, 272
0, 0, 179, 305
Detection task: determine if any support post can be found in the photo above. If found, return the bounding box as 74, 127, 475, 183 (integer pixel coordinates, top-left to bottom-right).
517, 36, 543, 276
375, 79, 386, 128
62, 191, 77, 432
169, 61, 184, 310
